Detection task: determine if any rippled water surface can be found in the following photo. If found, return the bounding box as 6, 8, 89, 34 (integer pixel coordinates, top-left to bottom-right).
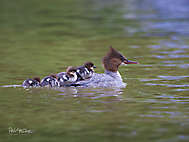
0, 0, 189, 141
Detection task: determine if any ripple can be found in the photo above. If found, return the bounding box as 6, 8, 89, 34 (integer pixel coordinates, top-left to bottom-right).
148, 45, 161, 49
152, 54, 189, 59
155, 50, 185, 54
140, 75, 189, 82
140, 78, 162, 82
162, 64, 177, 67
158, 75, 189, 80
161, 63, 189, 69
152, 55, 165, 59
168, 54, 189, 58
0, 84, 22, 88
145, 83, 189, 88
174, 89, 189, 92
161, 60, 185, 63
155, 94, 189, 99
178, 64, 189, 69
86, 109, 112, 113
178, 135, 189, 140
129, 45, 140, 49
140, 114, 164, 118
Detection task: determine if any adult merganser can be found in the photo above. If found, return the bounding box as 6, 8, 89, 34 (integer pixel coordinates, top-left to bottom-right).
73, 46, 138, 88
76, 62, 96, 81
22, 77, 41, 88
40, 74, 59, 87
57, 66, 77, 87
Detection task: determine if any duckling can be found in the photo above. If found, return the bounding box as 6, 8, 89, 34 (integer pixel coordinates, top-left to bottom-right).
40, 74, 59, 87
22, 77, 41, 88
76, 62, 96, 81
57, 66, 77, 87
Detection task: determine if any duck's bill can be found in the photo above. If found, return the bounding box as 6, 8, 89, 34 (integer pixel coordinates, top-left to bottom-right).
124, 60, 139, 64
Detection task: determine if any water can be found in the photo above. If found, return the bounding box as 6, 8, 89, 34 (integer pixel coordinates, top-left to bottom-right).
0, 0, 189, 141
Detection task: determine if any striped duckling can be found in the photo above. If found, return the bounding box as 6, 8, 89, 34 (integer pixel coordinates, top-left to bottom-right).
40, 74, 59, 87
57, 66, 77, 87
22, 77, 41, 88
76, 62, 96, 81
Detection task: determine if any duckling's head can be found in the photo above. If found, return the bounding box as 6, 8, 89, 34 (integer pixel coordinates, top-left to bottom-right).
66, 66, 77, 77
84, 62, 96, 71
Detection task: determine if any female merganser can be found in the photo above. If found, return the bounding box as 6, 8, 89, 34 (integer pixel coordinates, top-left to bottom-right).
40, 74, 59, 87
73, 46, 138, 88
22, 77, 41, 88
57, 66, 77, 87
76, 62, 96, 81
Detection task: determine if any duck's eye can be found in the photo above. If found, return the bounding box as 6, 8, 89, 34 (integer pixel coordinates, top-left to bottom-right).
120, 56, 125, 61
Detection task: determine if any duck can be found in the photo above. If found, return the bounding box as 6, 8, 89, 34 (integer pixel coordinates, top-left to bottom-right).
72, 46, 138, 88
40, 74, 59, 87
76, 62, 96, 81
57, 66, 77, 87
22, 77, 41, 88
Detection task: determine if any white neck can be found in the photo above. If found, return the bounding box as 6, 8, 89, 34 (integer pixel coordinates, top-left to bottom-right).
104, 70, 122, 81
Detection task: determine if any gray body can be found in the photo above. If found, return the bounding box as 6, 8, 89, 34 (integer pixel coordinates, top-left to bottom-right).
75, 70, 126, 88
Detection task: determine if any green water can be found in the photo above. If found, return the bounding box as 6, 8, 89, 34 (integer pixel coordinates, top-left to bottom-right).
1, 0, 189, 141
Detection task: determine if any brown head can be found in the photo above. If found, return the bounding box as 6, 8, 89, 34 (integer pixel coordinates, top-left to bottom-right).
50, 74, 57, 79
33, 77, 41, 82
84, 62, 96, 71
102, 46, 138, 72
66, 66, 77, 77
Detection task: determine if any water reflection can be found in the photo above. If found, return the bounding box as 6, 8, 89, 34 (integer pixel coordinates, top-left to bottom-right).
56, 87, 124, 100
1, 83, 125, 102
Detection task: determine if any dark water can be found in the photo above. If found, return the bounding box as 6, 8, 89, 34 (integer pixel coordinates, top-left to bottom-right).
0, 0, 189, 141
